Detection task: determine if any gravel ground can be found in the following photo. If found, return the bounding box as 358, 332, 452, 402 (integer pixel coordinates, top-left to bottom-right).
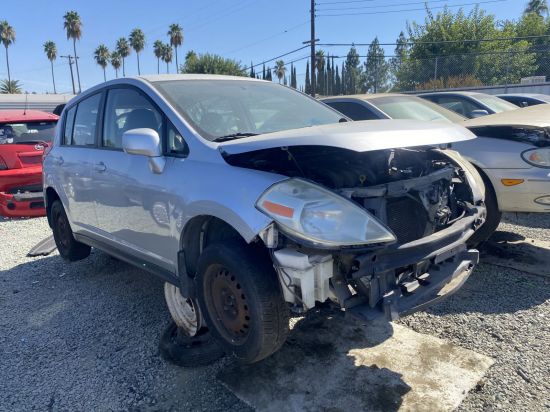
0, 214, 549, 411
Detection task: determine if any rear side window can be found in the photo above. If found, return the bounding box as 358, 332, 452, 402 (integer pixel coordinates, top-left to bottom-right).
63, 106, 76, 145
102, 88, 163, 149
70, 93, 101, 146
325, 101, 380, 121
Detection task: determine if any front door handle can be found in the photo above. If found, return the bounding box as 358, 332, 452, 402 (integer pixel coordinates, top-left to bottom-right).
94, 162, 107, 172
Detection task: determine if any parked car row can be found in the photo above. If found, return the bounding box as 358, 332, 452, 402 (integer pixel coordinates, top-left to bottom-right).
13, 75, 548, 365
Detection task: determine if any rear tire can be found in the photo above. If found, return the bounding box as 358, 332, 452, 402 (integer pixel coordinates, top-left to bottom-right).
50, 200, 91, 261
468, 172, 502, 247
196, 243, 289, 364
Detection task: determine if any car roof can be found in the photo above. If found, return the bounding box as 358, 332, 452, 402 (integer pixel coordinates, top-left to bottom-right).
463, 103, 550, 128
419, 91, 486, 97
497, 93, 550, 99
139, 74, 262, 83
0, 109, 59, 123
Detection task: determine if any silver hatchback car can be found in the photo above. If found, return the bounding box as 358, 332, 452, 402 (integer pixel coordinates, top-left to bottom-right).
44, 75, 486, 363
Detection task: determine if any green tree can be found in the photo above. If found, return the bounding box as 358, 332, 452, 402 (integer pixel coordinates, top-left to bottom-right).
0, 21, 15, 85
43, 40, 57, 94
182, 52, 245, 76
305, 60, 311, 94
129, 28, 145, 75
0, 79, 21, 93
153, 40, 164, 74
249, 61, 255, 78
345, 46, 362, 94
335, 64, 341, 95
364, 37, 390, 93
116, 37, 131, 76
273, 60, 286, 83
110, 51, 122, 78
161, 43, 173, 73
94, 44, 110, 82
525, 0, 548, 16
63, 11, 82, 93
168, 24, 184, 70
315, 50, 326, 95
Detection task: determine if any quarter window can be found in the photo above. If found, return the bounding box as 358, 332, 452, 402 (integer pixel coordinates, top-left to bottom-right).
102, 88, 163, 149
167, 121, 189, 157
71, 93, 101, 146
63, 106, 76, 145
325, 101, 379, 120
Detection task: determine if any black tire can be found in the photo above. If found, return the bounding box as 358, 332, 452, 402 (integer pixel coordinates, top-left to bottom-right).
159, 322, 225, 367
50, 200, 91, 261
195, 243, 289, 364
468, 172, 502, 247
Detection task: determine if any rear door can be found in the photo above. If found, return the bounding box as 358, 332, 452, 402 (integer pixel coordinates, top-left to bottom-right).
53, 93, 102, 232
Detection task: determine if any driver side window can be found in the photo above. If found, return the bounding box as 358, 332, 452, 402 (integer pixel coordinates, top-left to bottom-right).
102, 88, 163, 149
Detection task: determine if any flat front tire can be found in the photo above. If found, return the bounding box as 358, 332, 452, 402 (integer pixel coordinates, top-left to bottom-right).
196, 243, 289, 364
468, 172, 502, 247
50, 200, 91, 261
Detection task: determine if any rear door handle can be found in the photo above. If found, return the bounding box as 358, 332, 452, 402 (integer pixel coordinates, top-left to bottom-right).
94, 162, 107, 172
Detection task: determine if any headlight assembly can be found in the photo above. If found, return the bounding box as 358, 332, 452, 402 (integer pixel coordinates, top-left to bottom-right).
522, 148, 550, 168
256, 179, 396, 247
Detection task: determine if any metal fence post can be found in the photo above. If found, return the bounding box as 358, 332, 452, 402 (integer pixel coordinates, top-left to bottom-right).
433, 56, 439, 90
505, 50, 512, 93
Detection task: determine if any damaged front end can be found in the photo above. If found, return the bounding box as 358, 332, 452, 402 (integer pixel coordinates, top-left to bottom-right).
226, 145, 486, 321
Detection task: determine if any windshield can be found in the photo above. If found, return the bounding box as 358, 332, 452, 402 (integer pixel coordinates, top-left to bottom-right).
475, 94, 518, 113
152, 80, 343, 141
369, 95, 465, 123
0, 121, 57, 144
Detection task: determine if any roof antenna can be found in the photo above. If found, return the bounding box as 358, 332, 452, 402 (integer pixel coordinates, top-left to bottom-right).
23, 92, 28, 115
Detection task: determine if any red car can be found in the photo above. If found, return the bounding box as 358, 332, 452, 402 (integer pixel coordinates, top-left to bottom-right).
0, 110, 58, 218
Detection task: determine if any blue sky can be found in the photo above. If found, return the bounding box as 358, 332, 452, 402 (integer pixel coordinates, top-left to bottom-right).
2, 0, 526, 93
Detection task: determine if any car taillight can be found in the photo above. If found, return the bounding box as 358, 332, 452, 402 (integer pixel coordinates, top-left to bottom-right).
0, 156, 7, 170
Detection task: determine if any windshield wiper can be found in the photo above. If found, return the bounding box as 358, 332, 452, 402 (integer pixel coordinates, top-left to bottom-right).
213, 132, 259, 142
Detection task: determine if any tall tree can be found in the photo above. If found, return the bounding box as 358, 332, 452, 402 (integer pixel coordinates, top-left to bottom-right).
345, 46, 361, 94
63, 11, 82, 93
525, 0, 548, 16
249, 61, 255, 78
305, 60, 311, 94
335, 64, 341, 95
94, 44, 110, 82
0, 21, 15, 85
161, 43, 173, 73
315, 50, 326, 95
168, 23, 184, 71
129, 28, 145, 75
0, 79, 21, 94
116, 37, 131, 76
262, 63, 266, 80
43, 41, 57, 93
110, 51, 121, 78
153, 40, 164, 74
364, 37, 390, 93
273, 60, 286, 83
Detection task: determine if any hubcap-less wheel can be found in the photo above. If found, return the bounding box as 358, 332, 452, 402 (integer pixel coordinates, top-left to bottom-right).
54, 208, 71, 251
164, 283, 202, 337
206, 265, 250, 344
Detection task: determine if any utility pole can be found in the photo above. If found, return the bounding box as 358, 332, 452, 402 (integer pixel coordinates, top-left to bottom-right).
61, 55, 76, 94
303, 0, 317, 97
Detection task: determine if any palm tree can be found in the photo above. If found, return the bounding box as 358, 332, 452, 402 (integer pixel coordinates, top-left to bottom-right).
116, 37, 131, 76
168, 24, 183, 71
153, 40, 164, 74
94, 44, 110, 82
129, 28, 145, 75
273, 60, 286, 84
0, 21, 16, 84
43, 41, 57, 93
525, 0, 549, 15
63, 11, 82, 93
110, 52, 121, 78
0, 79, 22, 94
161, 43, 173, 74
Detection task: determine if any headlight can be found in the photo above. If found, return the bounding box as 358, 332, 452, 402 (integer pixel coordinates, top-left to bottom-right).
438, 149, 485, 203
256, 179, 396, 247
522, 148, 550, 168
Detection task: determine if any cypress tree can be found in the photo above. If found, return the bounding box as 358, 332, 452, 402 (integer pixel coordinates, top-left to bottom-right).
305, 61, 311, 95
262, 63, 266, 80
335, 64, 341, 95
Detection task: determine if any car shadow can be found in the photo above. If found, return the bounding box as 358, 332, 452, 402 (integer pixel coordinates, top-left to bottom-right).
218, 307, 410, 412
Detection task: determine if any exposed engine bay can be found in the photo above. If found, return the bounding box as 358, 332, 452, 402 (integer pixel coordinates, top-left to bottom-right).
225, 144, 484, 319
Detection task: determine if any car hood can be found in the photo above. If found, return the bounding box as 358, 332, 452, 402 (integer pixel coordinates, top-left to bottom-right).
464, 104, 550, 128
218, 119, 475, 155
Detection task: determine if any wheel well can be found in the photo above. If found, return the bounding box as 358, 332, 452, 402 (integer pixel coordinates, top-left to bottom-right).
180, 216, 249, 276
471, 164, 499, 210
45, 187, 60, 228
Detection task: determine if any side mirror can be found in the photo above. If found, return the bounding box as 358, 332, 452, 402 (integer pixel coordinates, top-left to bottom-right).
520, 101, 529, 108
122, 128, 165, 174
470, 109, 489, 118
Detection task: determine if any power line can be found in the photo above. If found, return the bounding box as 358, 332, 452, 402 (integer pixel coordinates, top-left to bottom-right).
317, 0, 455, 12
317, 0, 507, 16
317, 33, 550, 47
241, 45, 310, 72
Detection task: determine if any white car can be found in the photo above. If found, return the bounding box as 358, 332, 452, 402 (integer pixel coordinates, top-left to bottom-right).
323, 94, 550, 243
